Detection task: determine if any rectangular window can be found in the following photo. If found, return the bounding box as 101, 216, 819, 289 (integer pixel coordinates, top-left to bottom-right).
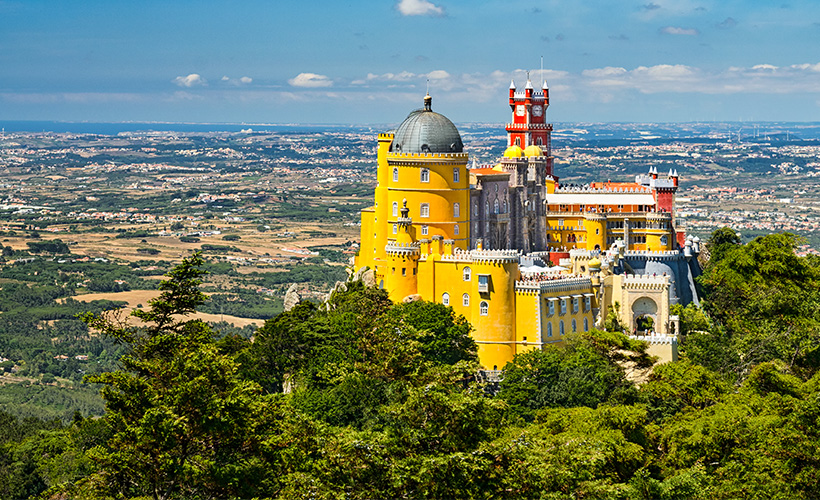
478, 275, 489, 293
560, 299, 567, 315
548, 301, 555, 316
421, 225, 428, 235
402, 268, 406, 276
585, 296, 592, 311
558, 219, 564, 227
420, 204, 430, 218
572, 298, 579, 314
420, 168, 430, 183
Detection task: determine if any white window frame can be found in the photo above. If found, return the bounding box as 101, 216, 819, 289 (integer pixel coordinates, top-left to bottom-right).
442, 292, 450, 306
392, 201, 398, 217
420, 203, 429, 218
453, 202, 460, 218
560, 299, 567, 315
420, 168, 430, 183
393, 224, 398, 234
421, 225, 428, 235
463, 266, 471, 281
393, 168, 399, 182
548, 301, 555, 316
478, 274, 489, 293
479, 301, 489, 316
462, 293, 470, 307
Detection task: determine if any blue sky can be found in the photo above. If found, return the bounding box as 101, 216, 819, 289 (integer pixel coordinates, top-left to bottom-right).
2, 0, 820, 124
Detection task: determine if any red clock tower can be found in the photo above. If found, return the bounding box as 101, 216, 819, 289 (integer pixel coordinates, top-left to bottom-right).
507, 75, 554, 176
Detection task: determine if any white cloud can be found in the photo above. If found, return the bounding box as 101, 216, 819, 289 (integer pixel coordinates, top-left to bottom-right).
221, 75, 253, 86
172, 74, 206, 88
288, 73, 333, 88
792, 63, 820, 72
582, 67, 628, 78
396, 0, 444, 17
427, 70, 450, 79
660, 26, 699, 35
751, 64, 778, 71
635, 64, 696, 80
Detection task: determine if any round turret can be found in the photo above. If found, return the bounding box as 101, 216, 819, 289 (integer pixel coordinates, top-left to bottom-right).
523, 144, 544, 157
503, 145, 524, 157
389, 94, 463, 154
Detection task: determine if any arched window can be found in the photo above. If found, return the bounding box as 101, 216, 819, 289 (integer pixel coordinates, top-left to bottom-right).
493, 199, 500, 214
453, 203, 460, 218
442, 292, 450, 306
454, 224, 459, 235
503, 199, 508, 213
420, 168, 430, 183
420, 203, 429, 218
536, 137, 543, 145
547, 322, 553, 337
462, 293, 470, 306
453, 168, 460, 183
392, 201, 398, 217
393, 224, 398, 234
514, 137, 521, 146
559, 320, 565, 335
393, 167, 399, 182
463, 267, 471, 281
479, 301, 489, 316
583, 317, 589, 332
485, 201, 489, 216
572, 319, 577, 333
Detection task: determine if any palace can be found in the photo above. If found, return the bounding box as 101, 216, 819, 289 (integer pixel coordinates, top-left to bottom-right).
353, 77, 701, 369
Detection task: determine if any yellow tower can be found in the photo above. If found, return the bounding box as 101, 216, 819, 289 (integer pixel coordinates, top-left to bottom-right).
468, 251, 520, 370
385, 94, 470, 251
384, 201, 420, 301
584, 212, 607, 251
645, 212, 674, 251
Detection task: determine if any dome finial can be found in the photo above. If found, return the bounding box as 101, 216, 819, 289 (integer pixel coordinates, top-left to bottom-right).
423, 91, 432, 111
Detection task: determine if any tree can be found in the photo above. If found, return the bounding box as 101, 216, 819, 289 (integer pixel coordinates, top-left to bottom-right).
498, 330, 646, 421
706, 226, 741, 265
78, 253, 278, 499
698, 233, 820, 377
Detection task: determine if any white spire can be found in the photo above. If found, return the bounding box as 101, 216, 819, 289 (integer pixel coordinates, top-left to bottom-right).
509, 79, 516, 89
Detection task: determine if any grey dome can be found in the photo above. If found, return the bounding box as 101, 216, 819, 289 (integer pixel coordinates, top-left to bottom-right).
389, 95, 463, 154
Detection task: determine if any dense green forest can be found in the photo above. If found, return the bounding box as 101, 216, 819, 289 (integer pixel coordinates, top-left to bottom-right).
3, 230, 820, 499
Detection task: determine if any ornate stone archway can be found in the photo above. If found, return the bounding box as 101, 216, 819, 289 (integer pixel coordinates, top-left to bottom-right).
631, 296, 658, 333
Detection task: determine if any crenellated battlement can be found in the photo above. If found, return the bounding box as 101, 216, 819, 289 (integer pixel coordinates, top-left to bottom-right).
515, 276, 592, 294
622, 273, 669, 289
629, 334, 678, 345
555, 185, 652, 194
385, 241, 420, 256
439, 247, 521, 264
624, 250, 683, 259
